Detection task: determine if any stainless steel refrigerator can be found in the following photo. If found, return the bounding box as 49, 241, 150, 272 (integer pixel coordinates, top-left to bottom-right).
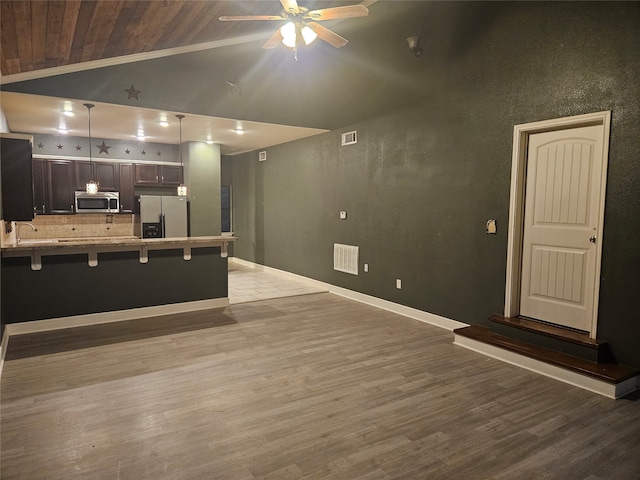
139, 195, 188, 238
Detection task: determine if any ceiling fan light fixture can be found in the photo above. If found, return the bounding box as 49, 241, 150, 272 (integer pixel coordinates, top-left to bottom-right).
301, 25, 317, 45
280, 22, 297, 48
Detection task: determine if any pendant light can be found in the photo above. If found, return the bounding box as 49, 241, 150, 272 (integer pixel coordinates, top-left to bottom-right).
83, 103, 98, 194
176, 114, 187, 196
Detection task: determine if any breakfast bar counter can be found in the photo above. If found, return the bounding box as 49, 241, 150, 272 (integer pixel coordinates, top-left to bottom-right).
1, 236, 237, 326
2, 235, 236, 270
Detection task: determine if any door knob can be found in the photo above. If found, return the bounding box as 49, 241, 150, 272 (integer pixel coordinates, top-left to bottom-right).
589, 236, 597, 244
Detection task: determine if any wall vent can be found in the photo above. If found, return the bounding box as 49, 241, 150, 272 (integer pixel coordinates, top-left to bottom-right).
341, 130, 357, 146
334, 243, 359, 275
258, 151, 267, 161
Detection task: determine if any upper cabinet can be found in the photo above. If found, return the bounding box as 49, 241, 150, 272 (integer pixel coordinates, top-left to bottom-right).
47, 160, 75, 214
1, 136, 34, 221
135, 164, 182, 186
28, 158, 182, 214
75, 161, 118, 191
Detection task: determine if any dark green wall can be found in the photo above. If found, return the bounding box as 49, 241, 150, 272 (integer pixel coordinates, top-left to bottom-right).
231, 2, 640, 369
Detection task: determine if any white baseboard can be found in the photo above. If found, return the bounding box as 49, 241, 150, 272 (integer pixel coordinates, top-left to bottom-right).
0, 327, 9, 382
230, 257, 467, 331
4, 298, 229, 337
454, 334, 639, 399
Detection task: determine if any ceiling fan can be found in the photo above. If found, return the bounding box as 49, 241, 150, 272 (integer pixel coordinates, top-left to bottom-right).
219, 0, 368, 55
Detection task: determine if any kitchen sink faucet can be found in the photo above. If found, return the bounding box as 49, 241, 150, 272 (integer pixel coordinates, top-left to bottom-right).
16, 222, 36, 243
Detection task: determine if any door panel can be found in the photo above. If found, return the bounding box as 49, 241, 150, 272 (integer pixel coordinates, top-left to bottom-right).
520, 125, 604, 332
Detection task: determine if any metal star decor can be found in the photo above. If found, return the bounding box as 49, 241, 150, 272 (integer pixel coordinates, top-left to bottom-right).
125, 84, 141, 100
37, 142, 44, 149
157, 151, 162, 156
76, 145, 82, 151
141, 150, 146, 155
97, 141, 111, 154
125, 149, 130, 155
226, 75, 242, 96
57, 144, 63, 150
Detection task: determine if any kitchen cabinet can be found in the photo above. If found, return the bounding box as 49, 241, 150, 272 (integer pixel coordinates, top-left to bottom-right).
159, 165, 182, 186
47, 160, 75, 214
74, 161, 118, 191
119, 163, 135, 213
135, 164, 182, 186
32, 158, 46, 215
1, 136, 34, 221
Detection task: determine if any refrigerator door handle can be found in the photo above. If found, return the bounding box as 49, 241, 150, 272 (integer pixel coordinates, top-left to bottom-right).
161, 214, 166, 238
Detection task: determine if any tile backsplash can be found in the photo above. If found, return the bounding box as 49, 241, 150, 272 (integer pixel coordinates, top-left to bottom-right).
12, 214, 137, 241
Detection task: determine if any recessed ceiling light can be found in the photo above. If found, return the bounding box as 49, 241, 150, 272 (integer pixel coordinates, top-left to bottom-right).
159, 120, 169, 127
234, 128, 245, 135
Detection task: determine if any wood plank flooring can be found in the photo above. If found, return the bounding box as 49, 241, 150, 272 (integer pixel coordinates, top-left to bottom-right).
2, 293, 640, 479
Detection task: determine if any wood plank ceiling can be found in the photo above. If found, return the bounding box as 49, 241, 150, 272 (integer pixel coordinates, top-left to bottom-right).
0, 1, 295, 76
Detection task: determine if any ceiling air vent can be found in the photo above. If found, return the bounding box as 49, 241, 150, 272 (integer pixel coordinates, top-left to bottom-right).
258, 151, 267, 161
341, 130, 357, 146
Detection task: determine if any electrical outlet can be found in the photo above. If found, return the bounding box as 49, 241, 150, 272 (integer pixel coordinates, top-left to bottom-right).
364, 263, 369, 272
340, 211, 347, 220
396, 278, 402, 289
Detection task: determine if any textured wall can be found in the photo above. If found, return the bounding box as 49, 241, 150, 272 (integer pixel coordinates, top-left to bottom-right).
232, 2, 640, 368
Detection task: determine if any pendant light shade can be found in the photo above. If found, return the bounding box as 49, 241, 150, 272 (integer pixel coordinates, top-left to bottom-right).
176, 114, 187, 196
83, 103, 98, 194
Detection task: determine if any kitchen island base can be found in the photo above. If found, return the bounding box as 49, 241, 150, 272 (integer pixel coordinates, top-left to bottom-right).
2, 247, 228, 326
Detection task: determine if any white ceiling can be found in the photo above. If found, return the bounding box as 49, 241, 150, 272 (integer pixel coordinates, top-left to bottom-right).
0, 91, 328, 155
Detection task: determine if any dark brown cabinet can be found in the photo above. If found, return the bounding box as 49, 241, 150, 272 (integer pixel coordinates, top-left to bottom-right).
75, 161, 118, 191
135, 164, 160, 185
32, 158, 46, 215
1, 137, 34, 221
47, 160, 75, 214
159, 165, 183, 186
135, 164, 182, 186
119, 163, 135, 213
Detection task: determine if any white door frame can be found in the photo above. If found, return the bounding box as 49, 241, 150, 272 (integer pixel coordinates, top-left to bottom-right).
504, 111, 611, 339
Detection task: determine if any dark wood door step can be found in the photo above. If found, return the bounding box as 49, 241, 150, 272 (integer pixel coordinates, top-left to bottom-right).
489, 315, 615, 363
454, 325, 638, 385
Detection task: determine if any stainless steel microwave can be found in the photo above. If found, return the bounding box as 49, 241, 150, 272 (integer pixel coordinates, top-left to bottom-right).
74, 191, 120, 214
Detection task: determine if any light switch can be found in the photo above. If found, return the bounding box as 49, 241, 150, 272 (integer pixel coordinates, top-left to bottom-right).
486, 219, 497, 234
340, 211, 347, 220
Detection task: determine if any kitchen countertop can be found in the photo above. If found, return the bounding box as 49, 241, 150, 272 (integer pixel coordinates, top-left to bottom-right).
1, 235, 237, 270
2, 235, 236, 252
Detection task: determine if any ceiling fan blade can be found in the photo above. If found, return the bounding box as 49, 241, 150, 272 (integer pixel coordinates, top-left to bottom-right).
262, 30, 283, 49
308, 22, 348, 48
219, 15, 285, 21
280, 0, 300, 15
306, 5, 368, 21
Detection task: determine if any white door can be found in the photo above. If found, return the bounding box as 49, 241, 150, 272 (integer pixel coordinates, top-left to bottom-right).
519, 125, 605, 332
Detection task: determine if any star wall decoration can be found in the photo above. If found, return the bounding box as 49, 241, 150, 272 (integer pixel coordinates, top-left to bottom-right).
141, 150, 146, 155
125, 84, 141, 100
226, 75, 243, 96
97, 141, 111, 154
76, 145, 82, 151
37, 142, 44, 149
157, 151, 162, 156
125, 149, 130, 155
57, 144, 63, 150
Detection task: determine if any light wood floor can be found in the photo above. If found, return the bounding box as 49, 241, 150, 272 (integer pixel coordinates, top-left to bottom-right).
2, 293, 640, 479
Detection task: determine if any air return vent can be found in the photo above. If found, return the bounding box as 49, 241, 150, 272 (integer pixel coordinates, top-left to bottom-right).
334, 243, 359, 275
341, 130, 357, 146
